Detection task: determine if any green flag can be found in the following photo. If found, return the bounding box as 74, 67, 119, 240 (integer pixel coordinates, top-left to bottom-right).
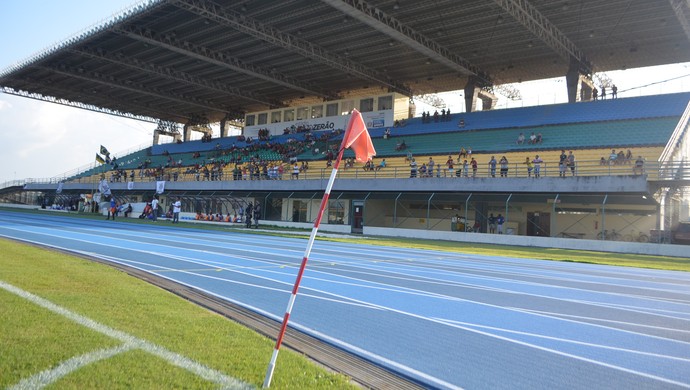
100, 145, 110, 156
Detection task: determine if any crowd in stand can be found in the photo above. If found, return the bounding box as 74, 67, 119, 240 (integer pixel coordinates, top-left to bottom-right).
421, 109, 452, 123
87, 118, 653, 185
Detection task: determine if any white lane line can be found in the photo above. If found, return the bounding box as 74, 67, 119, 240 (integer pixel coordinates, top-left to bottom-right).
3, 228, 689, 387
3, 230, 688, 350
0, 280, 252, 390
8, 344, 135, 390
435, 317, 690, 363
508, 307, 690, 334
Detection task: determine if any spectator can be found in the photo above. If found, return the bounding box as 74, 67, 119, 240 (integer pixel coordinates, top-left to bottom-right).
528, 132, 537, 144
499, 156, 509, 177
106, 197, 117, 220
524, 157, 533, 177
567, 151, 576, 176
446, 155, 454, 177
457, 118, 465, 128
592, 87, 598, 100
489, 156, 497, 178
292, 163, 299, 179
488, 213, 497, 234
496, 214, 505, 234
473, 219, 481, 233
384, 128, 391, 139
601, 86, 607, 99
375, 159, 386, 171
470, 157, 478, 178
427, 157, 435, 177
535, 133, 542, 144
611, 84, 618, 98
419, 163, 428, 177
253, 203, 261, 228
532, 155, 543, 178
599, 157, 607, 165
633, 156, 645, 175
609, 149, 618, 165
625, 149, 633, 164
151, 196, 159, 222
409, 158, 418, 178
123, 203, 133, 218
559, 150, 567, 177
172, 197, 181, 224
516, 132, 525, 145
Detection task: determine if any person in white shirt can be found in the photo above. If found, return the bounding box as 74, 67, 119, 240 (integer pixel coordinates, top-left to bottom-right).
151, 196, 159, 221
172, 198, 182, 223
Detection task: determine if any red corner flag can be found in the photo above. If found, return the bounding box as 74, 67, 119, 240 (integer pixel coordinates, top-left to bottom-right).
343, 109, 376, 163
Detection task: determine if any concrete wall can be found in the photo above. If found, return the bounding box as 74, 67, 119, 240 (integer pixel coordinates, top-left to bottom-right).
364, 226, 688, 258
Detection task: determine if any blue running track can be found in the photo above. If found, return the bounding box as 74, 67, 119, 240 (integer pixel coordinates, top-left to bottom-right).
1, 211, 689, 389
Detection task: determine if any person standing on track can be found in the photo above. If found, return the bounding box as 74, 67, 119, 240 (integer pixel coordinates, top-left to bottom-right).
245, 202, 253, 228
253, 202, 261, 228
151, 196, 159, 222
106, 197, 116, 220
172, 197, 181, 223
496, 214, 505, 234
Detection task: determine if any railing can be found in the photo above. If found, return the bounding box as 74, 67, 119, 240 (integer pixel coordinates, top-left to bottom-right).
47, 159, 690, 185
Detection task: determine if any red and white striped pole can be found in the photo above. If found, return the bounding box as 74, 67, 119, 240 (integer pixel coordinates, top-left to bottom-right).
262, 129, 350, 388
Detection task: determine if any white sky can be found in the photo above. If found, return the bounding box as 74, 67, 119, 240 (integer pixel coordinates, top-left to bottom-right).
0, 1, 689, 184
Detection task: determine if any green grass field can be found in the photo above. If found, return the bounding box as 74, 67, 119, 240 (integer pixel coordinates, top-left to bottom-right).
1, 207, 688, 389
0, 239, 356, 389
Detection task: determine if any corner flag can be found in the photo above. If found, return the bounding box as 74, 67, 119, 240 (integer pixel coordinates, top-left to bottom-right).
343, 109, 376, 163
263, 109, 376, 388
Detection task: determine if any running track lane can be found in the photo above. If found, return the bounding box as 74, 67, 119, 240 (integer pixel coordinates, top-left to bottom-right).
1, 211, 689, 389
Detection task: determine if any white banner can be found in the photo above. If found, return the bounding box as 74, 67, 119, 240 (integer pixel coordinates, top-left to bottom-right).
98, 179, 111, 196
56, 182, 64, 194
156, 181, 165, 194
127, 181, 134, 190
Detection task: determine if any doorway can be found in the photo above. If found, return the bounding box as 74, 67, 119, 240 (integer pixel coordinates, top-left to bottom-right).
351, 201, 364, 234
527, 212, 550, 236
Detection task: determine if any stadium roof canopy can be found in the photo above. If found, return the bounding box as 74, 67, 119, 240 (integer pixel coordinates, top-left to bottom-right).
1, 0, 689, 124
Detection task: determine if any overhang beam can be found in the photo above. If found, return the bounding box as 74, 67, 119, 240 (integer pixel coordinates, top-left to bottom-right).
670, 0, 690, 43
320, 0, 490, 84
41, 64, 228, 113
492, 0, 593, 75
113, 25, 330, 101
74, 46, 281, 108
168, 0, 412, 96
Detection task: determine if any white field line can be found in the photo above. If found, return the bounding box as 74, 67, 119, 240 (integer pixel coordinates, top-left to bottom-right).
8, 344, 135, 390
0, 280, 253, 390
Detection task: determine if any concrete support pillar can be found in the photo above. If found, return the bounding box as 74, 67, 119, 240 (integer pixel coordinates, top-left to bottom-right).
566, 57, 580, 103
152, 131, 160, 145
478, 89, 498, 111
566, 56, 595, 103
183, 124, 191, 142
465, 77, 497, 112
464, 77, 479, 113
220, 117, 228, 138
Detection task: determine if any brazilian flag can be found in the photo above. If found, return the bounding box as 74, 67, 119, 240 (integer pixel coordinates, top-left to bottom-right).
100, 145, 110, 156
95, 153, 105, 164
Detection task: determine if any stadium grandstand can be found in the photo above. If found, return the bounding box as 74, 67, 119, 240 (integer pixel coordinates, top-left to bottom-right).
1, 0, 690, 245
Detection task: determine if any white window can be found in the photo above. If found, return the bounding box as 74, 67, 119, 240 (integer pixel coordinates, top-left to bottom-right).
340, 100, 354, 115
360, 98, 374, 112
